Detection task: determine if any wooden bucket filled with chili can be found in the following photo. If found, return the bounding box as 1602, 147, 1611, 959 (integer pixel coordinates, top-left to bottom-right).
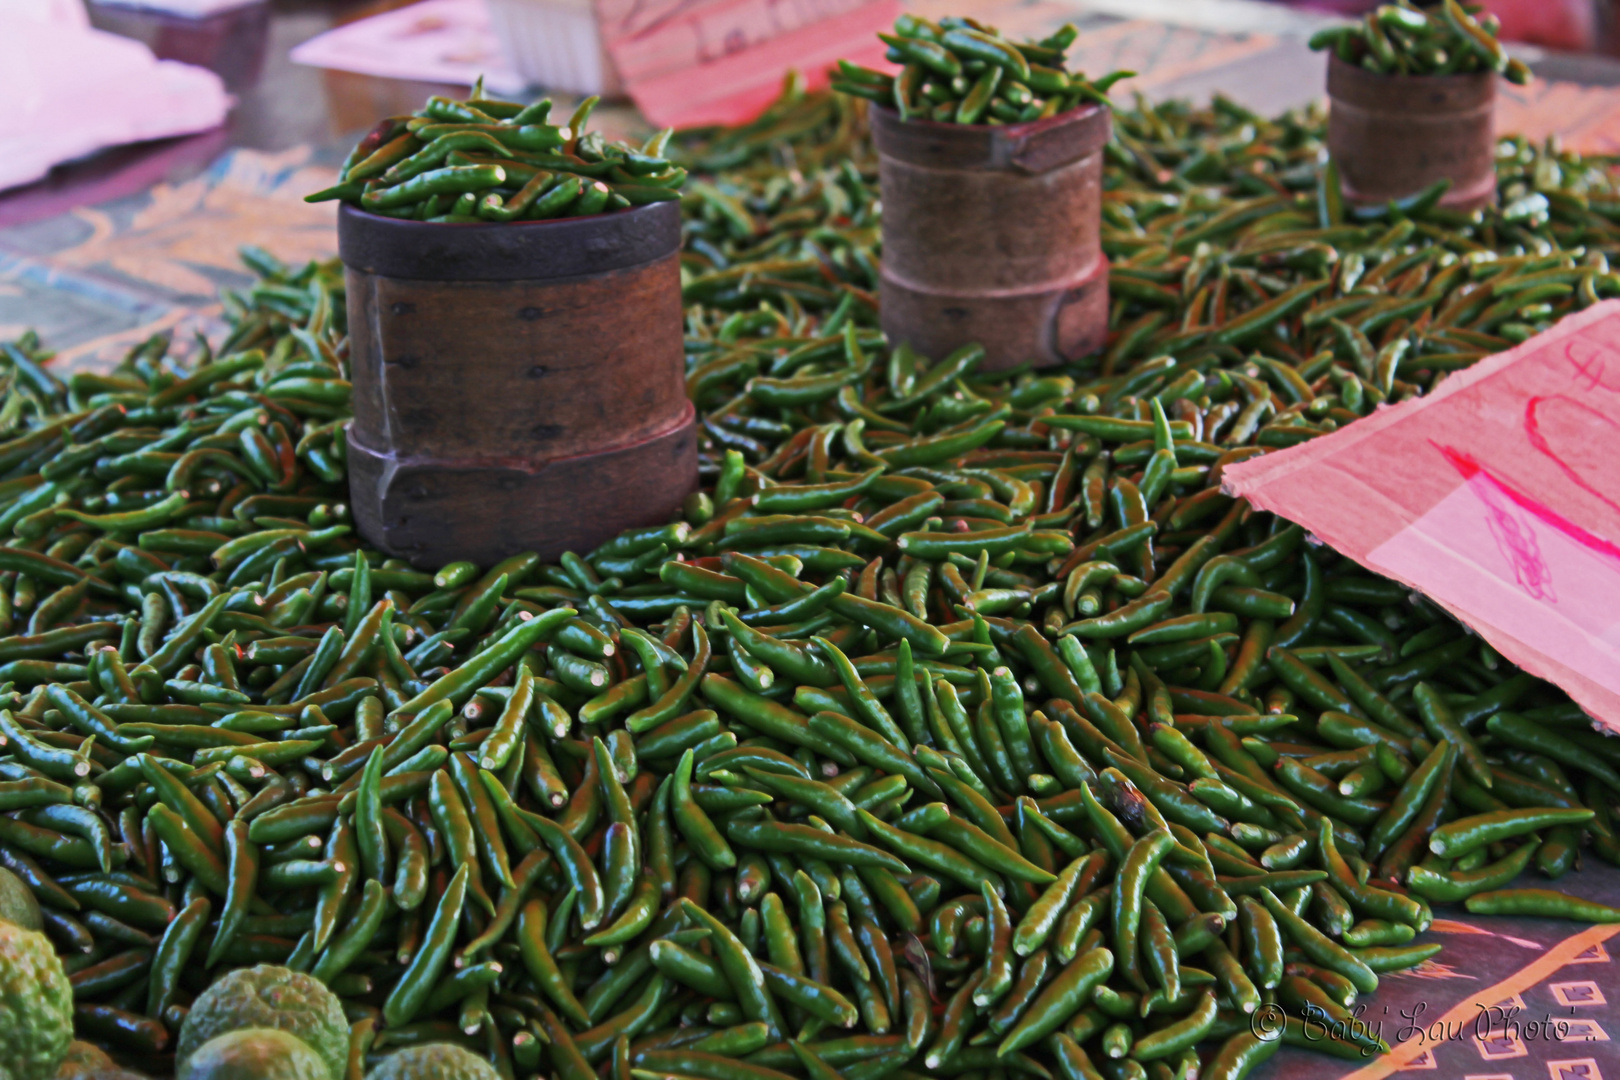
1326, 57, 1496, 211
338, 200, 695, 567
1313, 3, 1530, 212
872, 103, 1111, 372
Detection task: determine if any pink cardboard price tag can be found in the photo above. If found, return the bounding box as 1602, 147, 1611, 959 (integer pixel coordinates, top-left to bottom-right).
1222, 300, 1620, 728
594, 0, 900, 129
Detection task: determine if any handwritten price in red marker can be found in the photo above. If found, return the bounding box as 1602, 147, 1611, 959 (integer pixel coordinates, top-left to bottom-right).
1224, 300, 1620, 729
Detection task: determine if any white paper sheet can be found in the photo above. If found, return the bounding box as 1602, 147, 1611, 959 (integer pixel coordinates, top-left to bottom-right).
288, 0, 525, 96
0, 15, 230, 193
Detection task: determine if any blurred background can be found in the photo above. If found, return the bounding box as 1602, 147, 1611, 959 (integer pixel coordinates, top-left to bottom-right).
5, 0, 1620, 228
1284, 0, 1608, 51
13, 0, 1620, 368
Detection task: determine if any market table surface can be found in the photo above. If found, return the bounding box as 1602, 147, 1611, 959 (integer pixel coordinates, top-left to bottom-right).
6, 4, 1620, 1079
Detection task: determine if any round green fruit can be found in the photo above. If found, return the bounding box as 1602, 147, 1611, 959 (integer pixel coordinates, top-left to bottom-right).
366, 1044, 500, 1080
0, 919, 73, 1080
54, 1040, 145, 1080
178, 1029, 328, 1080
55, 1041, 117, 1078
0, 867, 42, 932
176, 966, 346, 1080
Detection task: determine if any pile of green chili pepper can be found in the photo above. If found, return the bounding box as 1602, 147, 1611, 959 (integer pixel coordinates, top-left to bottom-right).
306, 86, 684, 222
831, 16, 1132, 125
3, 78, 1620, 1080
1309, 0, 1533, 84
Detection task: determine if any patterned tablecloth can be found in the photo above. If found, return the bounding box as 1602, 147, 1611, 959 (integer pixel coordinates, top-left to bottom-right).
5, 18, 1620, 1078
1268, 861, 1620, 1080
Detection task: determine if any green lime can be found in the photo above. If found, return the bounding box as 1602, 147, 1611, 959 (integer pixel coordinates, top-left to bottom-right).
0, 919, 73, 1080
178, 1029, 328, 1080
366, 1044, 500, 1080
0, 867, 42, 932
54, 1041, 145, 1080
176, 966, 347, 1080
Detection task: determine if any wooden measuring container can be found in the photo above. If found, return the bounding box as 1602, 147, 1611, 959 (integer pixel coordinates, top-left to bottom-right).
339, 201, 696, 567
1327, 55, 1497, 211
873, 103, 1111, 372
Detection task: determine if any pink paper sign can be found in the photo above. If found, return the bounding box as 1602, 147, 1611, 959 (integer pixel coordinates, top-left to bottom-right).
1222, 300, 1620, 729
594, 0, 900, 129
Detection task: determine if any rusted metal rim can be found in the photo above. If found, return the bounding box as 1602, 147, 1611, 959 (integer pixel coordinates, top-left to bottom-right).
337, 199, 680, 282
871, 103, 1111, 175
1326, 55, 1494, 113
